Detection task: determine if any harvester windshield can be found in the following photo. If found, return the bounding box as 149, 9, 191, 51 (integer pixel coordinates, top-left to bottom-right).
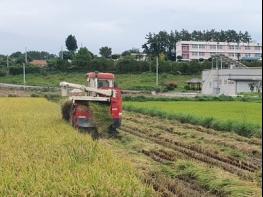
98, 80, 110, 88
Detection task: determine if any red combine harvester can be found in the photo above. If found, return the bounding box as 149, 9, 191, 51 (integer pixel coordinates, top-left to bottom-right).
60, 72, 122, 137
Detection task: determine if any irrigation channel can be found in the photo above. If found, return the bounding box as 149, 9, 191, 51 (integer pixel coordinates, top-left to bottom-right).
107, 111, 262, 197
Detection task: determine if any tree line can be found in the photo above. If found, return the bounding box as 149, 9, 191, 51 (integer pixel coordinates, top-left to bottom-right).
142, 29, 252, 61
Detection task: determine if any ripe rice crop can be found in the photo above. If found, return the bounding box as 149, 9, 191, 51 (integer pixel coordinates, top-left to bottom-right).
0, 98, 153, 196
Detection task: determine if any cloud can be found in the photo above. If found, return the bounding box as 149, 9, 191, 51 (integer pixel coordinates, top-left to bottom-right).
0, 0, 262, 55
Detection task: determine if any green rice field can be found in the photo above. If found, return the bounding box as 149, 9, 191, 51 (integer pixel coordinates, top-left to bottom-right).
125, 101, 262, 126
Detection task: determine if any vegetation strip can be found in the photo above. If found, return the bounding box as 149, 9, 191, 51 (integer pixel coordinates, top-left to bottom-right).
123, 95, 262, 103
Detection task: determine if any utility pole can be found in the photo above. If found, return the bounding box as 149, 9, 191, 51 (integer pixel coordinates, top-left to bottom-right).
6, 55, 9, 75
25, 47, 28, 64
23, 63, 26, 88
220, 56, 223, 69
156, 55, 159, 86
23, 47, 27, 89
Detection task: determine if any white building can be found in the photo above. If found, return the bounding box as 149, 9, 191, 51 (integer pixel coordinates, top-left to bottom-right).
202, 55, 262, 96
176, 41, 262, 61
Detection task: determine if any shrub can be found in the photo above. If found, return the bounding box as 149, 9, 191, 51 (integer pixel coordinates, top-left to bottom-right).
116, 58, 150, 73
87, 57, 115, 72
164, 81, 177, 91
30, 93, 41, 97
9, 65, 41, 75
8, 93, 17, 97
0, 68, 6, 76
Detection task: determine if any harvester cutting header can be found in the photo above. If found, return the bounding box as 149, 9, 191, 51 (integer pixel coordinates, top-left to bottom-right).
60, 72, 122, 137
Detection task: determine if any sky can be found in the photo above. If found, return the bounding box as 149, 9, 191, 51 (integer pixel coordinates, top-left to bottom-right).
0, 0, 262, 55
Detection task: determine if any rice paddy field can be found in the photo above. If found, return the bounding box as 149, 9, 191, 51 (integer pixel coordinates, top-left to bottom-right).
125, 101, 262, 125
0, 98, 153, 196
0, 98, 262, 196
124, 101, 262, 137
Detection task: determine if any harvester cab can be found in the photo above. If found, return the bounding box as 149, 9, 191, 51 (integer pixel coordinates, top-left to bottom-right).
60, 72, 122, 137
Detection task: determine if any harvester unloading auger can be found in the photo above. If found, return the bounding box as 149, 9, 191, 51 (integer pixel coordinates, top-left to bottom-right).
60, 72, 122, 138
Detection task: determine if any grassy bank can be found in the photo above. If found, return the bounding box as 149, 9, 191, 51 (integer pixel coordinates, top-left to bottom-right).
123, 95, 262, 103
0, 72, 197, 91
0, 98, 153, 196
124, 101, 262, 138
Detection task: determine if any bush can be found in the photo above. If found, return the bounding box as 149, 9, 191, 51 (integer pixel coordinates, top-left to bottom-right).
88, 57, 115, 72
0, 68, 6, 76
184, 85, 190, 90
154, 87, 162, 93
44, 94, 61, 101
8, 93, 17, 97
164, 81, 177, 91
116, 58, 150, 73
30, 93, 41, 97
159, 61, 172, 73
9, 65, 41, 75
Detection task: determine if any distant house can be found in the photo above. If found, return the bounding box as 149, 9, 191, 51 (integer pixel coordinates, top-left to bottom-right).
130, 53, 147, 61
30, 60, 48, 68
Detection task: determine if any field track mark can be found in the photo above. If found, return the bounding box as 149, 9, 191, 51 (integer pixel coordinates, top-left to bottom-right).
122, 123, 259, 172
125, 118, 262, 170
119, 126, 255, 180
143, 171, 216, 197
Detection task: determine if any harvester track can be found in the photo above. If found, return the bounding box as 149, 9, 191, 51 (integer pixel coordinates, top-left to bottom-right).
120, 112, 262, 180
119, 126, 253, 180
143, 171, 216, 197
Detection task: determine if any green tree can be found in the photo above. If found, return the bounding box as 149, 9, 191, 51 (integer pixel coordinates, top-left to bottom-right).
74, 47, 92, 67
111, 54, 121, 60
241, 31, 252, 43
142, 29, 253, 61
59, 51, 73, 60
99, 46, 112, 58
27, 51, 56, 60
65, 35, 78, 53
